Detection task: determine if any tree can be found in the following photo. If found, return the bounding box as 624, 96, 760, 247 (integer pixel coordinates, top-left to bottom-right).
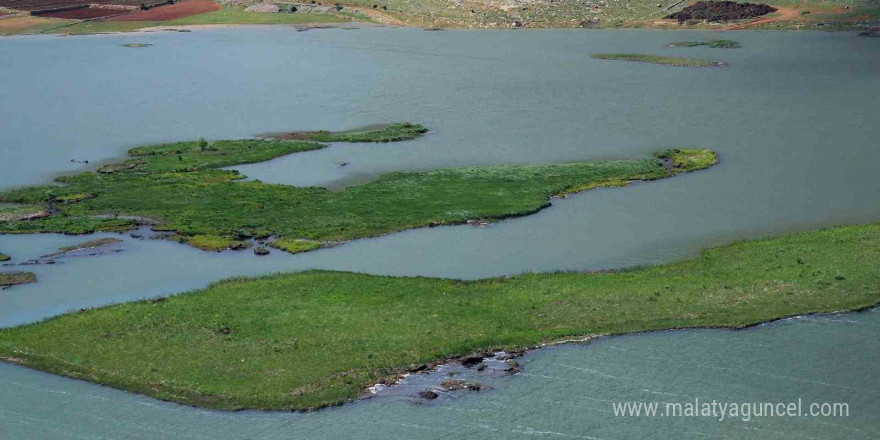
198, 137, 208, 152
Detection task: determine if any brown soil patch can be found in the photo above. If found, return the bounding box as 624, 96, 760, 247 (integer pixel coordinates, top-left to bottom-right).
110, 0, 218, 21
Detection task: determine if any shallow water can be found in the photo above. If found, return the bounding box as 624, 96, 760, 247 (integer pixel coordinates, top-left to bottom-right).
2, 309, 878, 440
1, 27, 879, 439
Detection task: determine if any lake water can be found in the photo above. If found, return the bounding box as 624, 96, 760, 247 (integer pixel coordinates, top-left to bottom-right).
2, 309, 878, 440
1, 26, 879, 439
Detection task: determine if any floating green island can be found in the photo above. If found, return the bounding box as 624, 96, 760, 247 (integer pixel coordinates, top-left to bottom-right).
0, 122, 715, 254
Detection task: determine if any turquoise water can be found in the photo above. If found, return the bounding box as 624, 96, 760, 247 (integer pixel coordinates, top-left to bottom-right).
1, 27, 879, 439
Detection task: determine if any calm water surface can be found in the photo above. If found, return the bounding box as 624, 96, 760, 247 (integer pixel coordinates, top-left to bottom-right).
2, 310, 878, 439
1, 27, 878, 439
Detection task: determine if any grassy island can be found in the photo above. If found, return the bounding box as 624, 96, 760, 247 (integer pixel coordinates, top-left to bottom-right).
0, 271, 36, 287
0, 223, 877, 410
0, 252, 9, 262
0, 125, 715, 253
591, 53, 726, 67
666, 39, 741, 48
267, 122, 429, 143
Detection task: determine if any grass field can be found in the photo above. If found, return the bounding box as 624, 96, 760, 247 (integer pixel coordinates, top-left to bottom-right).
1, 223, 877, 410
0, 16, 73, 35
163, 9, 350, 25
37, 10, 350, 35
592, 53, 725, 67
0, 126, 714, 253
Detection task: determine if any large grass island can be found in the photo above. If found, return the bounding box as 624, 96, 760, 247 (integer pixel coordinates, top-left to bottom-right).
0, 123, 716, 253
0, 223, 877, 410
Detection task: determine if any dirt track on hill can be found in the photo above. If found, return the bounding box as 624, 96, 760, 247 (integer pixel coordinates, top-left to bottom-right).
349, 6, 408, 26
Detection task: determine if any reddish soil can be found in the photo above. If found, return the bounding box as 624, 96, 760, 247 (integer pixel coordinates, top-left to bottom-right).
37, 6, 125, 18
111, 0, 218, 21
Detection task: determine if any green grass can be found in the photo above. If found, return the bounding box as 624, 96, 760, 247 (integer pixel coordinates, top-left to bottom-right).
41, 11, 348, 35
1, 223, 877, 410
269, 238, 323, 254
667, 39, 741, 48
0, 128, 714, 253
164, 10, 349, 26
0, 272, 36, 287
185, 235, 248, 252
0, 252, 9, 262
592, 53, 724, 67
47, 20, 156, 35
271, 123, 429, 143
105, 138, 326, 174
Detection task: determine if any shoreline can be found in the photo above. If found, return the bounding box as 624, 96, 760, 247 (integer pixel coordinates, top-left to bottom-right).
2, 222, 877, 411
3, 300, 877, 413
363, 302, 880, 403
2, 14, 875, 37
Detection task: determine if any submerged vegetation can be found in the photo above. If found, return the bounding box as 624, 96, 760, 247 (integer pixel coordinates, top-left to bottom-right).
0, 271, 36, 287
268, 122, 428, 143
592, 53, 725, 67
1, 223, 877, 410
0, 124, 714, 254
667, 39, 741, 48
43, 238, 122, 258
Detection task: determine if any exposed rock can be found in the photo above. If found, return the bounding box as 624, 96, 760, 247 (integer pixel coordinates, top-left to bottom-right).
440, 379, 483, 391
418, 389, 439, 399
229, 241, 251, 250
460, 354, 485, 367
254, 246, 270, 256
